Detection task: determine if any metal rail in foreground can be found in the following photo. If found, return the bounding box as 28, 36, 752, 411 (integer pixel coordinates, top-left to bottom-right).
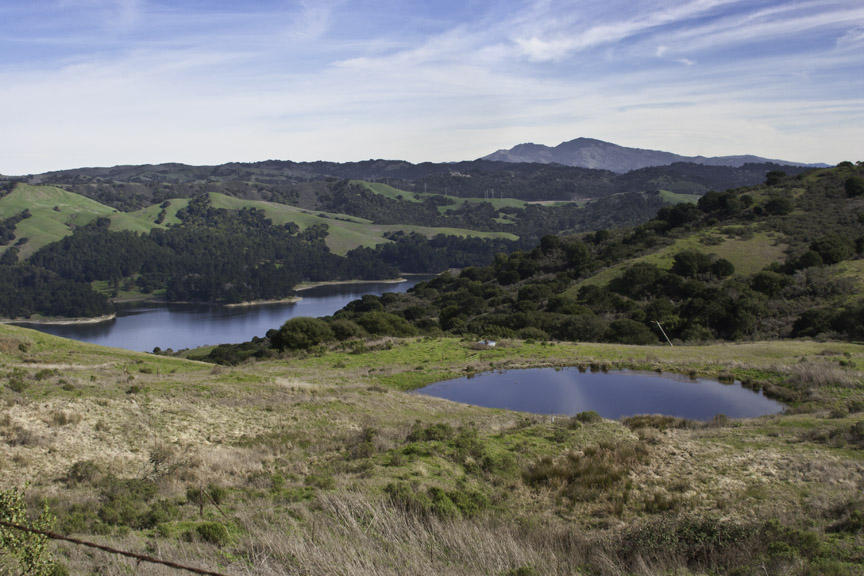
0, 520, 231, 576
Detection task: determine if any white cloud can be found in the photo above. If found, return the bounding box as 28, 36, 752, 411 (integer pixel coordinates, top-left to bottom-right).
0, 1, 862, 173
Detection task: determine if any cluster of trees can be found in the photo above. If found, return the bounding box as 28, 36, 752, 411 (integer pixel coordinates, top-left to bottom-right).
0, 263, 110, 318
0, 209, 30, 245
28, 195, 384, 304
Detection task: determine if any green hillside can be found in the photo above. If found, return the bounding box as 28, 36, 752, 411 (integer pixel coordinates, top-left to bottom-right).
0, 184, 517, 261
354, 179, 580, 214
299, 163, 864, 345
567, 228, 788, 293
210, 192, 517, 255
0, 184, 118, 258
0, 184, 192, 258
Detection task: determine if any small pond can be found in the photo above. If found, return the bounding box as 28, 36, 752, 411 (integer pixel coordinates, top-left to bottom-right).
415, 367, 784, 420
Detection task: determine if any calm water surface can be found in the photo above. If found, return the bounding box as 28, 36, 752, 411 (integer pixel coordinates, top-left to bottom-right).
416, 367, 784, 420
20, 278, 431, 352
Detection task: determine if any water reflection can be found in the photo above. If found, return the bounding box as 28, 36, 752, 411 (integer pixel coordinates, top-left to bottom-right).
19, 278, 431, 352
415, 367, 784, 420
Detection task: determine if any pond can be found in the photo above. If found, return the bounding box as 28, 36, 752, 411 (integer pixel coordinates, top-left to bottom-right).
19, 277, 432, 352
415, 367, 784, 420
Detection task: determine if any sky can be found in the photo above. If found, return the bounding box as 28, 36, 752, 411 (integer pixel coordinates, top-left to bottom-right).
1, 0, 863, 174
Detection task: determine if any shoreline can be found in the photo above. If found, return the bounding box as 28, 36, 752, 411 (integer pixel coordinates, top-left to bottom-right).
223, 297, 303, 308
3, 313, 117, 326
293, 277, 407, 291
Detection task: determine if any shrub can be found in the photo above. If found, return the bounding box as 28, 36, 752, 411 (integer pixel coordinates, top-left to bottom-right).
810, 235, 854, 265
606, 319, 658, 345
195, 522, 230, 547
66, 460, 103, 486
523, 440, 647, 502
271, 317, 334, 350
574, 410, 602, 423
845, 175, 864, 197
764, 196, 793, 215
407, 422, 454, 442
329, 318, 365, 340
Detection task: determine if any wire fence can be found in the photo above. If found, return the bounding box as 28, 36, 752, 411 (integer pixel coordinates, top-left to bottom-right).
0, 519, 231, 576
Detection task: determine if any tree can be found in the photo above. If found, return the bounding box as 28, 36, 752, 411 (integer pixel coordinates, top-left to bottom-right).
606, 319, 658, 345
845, 176, 864, 198
810, 235, 854, 265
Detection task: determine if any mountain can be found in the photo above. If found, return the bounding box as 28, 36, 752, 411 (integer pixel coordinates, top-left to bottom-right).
481, 137, 828, 173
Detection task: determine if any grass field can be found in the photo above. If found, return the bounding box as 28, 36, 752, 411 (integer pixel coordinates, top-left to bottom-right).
1, 324, 863, 575
0, 326, 864, 576
567, 228, 788, 294
659, 189, 701, 204
0, 184, 120, 258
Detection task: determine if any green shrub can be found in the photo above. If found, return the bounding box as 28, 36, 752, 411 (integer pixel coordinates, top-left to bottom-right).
574, 410, 602, 423
97, 477, 158, 528
407, 422, 454, 442
195, 522, 230, 547
271, 317, 334, 350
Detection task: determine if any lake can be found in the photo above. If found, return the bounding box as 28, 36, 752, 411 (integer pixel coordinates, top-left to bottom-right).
20, 278, 431, 352
415, 367, 784, 420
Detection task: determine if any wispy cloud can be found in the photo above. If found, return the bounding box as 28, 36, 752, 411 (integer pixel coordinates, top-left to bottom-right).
0, 0, 861, 173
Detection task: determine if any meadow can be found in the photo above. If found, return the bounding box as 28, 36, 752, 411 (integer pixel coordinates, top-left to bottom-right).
1, 323, 862, 575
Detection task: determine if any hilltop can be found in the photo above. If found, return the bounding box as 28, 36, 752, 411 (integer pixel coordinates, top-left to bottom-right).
482, 137, 829, 173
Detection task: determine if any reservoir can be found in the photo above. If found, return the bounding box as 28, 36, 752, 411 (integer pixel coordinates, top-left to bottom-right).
415, 367, 784, 420
20, 278, 430, 352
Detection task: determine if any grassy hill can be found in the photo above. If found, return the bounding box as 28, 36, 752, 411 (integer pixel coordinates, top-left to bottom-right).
210, 192, 517, 255
0, 185, 518, 260
1, 323, 863, 575
566, 228, 788, 293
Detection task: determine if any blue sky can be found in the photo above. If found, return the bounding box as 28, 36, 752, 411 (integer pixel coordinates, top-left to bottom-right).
1, 0, 862, 173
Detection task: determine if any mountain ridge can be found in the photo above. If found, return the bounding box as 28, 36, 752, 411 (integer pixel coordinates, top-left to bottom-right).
481, 137, 829, 173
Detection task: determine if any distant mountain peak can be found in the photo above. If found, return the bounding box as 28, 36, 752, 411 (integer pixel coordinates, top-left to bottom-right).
480, 138, 826, 173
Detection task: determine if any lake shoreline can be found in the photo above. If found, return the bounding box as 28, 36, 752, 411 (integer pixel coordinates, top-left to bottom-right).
224, 297, 303, 308
3, 313, 118, 326
293, 277, 407, 291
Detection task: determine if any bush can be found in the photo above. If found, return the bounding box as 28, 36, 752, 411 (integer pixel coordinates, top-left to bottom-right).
845, 175, 864, 197
810, 235, 854, 265
271, 317, 334, 350
66, 460, 102, 486
523, 440, 647, 502
407, 422, 454, 442
329, 318, 365, 340
606, 319, 658, 345
764, 196, 793, 215
1, 487, 62, 576
355, 311, 416, 336
195, 522, 230, 546
574, 410, 602, 423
